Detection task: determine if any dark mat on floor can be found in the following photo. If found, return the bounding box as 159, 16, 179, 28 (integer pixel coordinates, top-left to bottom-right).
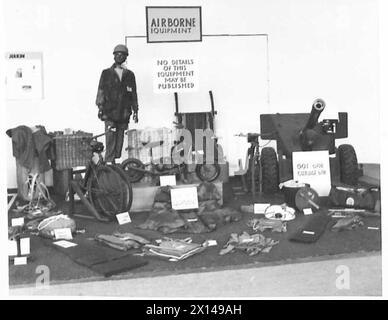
9, 181, 381, 286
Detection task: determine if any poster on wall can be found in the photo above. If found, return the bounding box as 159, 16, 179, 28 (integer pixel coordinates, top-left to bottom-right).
153, 57, 199, 93
146, 6, 202, 43
292, 150, 331, 196
5, 52, 44, 100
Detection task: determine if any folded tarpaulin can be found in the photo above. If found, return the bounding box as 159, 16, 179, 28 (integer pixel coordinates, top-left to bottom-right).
46, 238, 148, 277
289, 212, 331, 243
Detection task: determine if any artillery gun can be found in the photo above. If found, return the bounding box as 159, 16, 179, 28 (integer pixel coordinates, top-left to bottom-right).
259, 99, 359, 193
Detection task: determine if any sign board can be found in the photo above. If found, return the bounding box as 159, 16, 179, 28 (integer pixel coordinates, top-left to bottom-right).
292, 150, 331, 196
153, 57, 198, 93
160, 175, 177, 186
11, 217, 24, 227
146, 6, 202, 43
5, 52, 43, 100
171, 187, 199, 210
20, 238, 30, 255
254, 203, 270, 214
116, 212, 132, 225
54, 228, 73, 240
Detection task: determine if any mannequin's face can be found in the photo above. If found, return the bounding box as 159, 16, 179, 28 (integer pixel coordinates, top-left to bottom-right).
114, 52, 127, 65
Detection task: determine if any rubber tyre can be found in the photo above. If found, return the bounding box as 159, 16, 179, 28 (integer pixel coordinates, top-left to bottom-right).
249, 155, 260, 196
121, 158, 146, 183
195, 163, 221, 182
260, 147, 279, 194
338, 144, 359, 185
109, 165, 133, 212
87, 165, 125, 218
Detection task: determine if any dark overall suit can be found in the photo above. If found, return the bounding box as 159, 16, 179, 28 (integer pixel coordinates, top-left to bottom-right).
96, 64, 138, 162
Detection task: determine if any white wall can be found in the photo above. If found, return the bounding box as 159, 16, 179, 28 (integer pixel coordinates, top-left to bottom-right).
3, 0, 380, 188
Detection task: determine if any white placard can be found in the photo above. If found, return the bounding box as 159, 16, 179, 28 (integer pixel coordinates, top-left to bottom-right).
116, 212, 132, 225
292, 150, 331, 196
11, 217, 24, 227
14, 257, 27, 266
54, 228, 73, 240
8, 240, 18, 256
171, 187, 199, 210
303, 208, 313, 215
207, 240, 218, 247
160, 175, 177, 186
53, 240, 78, 248
254, 203, 270, 214
153, 57, 199, 93
146, 6, 202, 43
5, 52, 43, 100
20, 238, 30, 255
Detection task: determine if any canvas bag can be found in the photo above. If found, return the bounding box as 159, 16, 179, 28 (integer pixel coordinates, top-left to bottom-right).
329, 184, 377, 210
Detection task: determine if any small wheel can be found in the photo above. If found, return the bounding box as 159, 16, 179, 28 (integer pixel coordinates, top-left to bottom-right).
121, 158, 146, 183
109, 165, 133, 212
196, 163, 221, 182
338, 144, 359, 185
87, 165, 125, 218
260, 147, 279, 194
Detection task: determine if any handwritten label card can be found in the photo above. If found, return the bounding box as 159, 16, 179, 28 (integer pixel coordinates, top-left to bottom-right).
254, 203, 270, 214
116, 212, 132, 225
206, 240, 218, 247
8, 240, 18, 256
160, 175, 177, 186
54, 228, 73, 240
53, 240, 78, 248
14, 257, 27, 266
11, 217, 24, 227
20, 237, 30, 255
292, 150, 331, 196
171, 187, 199, 210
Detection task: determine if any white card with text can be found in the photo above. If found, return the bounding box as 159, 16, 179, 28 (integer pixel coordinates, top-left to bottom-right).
53, 240, 78, 248
207, 240, 218, 246
254, 203, 270, 214
11, 217, 24, 227
8, 240, 18, 256
160, 175, 176, 186
171, 187, 199, 210
20, 237, 30, 255
116, 212, 132, 225
303, 208, 313, 215
292, 150, 331, 196
14, 257, 27, 266
54, 228, 73, 240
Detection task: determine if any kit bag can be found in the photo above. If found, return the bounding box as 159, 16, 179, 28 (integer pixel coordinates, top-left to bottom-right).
329, 184, 378, 210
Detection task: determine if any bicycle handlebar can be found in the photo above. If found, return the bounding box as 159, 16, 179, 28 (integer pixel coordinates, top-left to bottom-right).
92, 126, 116, 140
234, 131, 275, 139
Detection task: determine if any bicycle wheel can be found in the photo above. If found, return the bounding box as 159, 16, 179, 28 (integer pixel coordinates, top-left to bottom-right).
109, 165, 133, 212
195, 163, 221, 182
246, 147, 260, 194
87, 165, 125, 218
121, 158, 146, 183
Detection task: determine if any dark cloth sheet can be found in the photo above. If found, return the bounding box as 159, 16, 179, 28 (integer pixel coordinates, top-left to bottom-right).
289, 212, 331, 243
46, 238, 148, 277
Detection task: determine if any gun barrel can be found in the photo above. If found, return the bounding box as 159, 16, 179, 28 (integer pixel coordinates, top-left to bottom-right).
304, 98, 326, 130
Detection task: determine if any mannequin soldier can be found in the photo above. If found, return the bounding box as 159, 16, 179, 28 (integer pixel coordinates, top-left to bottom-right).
95, 44, 139, 163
